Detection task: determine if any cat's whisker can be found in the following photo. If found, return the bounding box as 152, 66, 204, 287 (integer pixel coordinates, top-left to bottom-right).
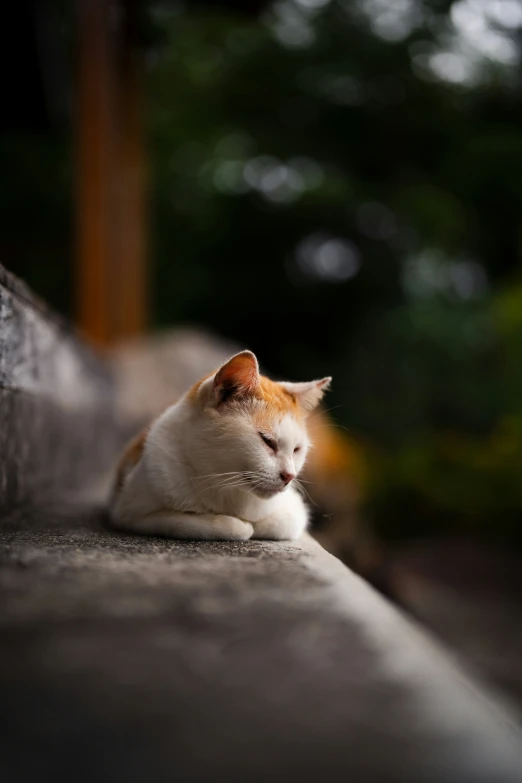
294, 484, 308, 502
203, 476, 258, 493
202, 479, 247, 491
307, 404, 343, 423
293, 479, 317, 507
192, 470, 256, 481
193, 472, 258, 490
192, 471, 255, 487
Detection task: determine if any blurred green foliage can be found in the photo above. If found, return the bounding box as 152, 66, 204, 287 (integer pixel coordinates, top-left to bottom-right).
3, 0, 522, 544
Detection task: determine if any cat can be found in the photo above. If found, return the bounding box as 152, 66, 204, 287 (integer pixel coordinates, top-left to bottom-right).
110, 350, 331, 541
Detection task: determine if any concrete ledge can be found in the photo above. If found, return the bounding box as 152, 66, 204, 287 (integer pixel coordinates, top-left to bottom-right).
1, 266, 521, 781
0, 263, 124, 514
1, 513, 521, 783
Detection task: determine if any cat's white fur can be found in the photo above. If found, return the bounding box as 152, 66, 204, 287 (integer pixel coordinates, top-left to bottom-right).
110, 351, 331, 541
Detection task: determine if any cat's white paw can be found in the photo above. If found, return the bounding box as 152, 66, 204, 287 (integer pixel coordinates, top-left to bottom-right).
252, 516, 306, 541
213, 516, 254, 541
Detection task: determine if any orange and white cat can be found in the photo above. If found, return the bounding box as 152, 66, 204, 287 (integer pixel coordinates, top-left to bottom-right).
110, 351, 331, 541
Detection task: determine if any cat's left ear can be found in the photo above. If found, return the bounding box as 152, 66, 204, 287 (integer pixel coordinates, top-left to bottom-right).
280, 377, 332, 412
213, 351, 260, 406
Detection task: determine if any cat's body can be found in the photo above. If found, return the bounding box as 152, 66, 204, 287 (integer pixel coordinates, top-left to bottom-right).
110, 351, 331, 541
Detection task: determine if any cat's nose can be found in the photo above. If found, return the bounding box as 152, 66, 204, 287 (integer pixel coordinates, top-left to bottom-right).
280, 471, 295, 485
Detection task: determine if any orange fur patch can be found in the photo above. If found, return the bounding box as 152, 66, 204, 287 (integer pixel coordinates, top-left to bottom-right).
187, 372, 214, 404
252, 376, 303, 430
258, 376, 298, 411
115, 428, 148, 492
187, 368, 302, 424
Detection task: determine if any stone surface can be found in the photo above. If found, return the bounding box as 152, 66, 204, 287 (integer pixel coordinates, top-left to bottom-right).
387, 538, 522, 718
1, 510, 521, 783
2, 265, 522, 782
0, 263, 126, 515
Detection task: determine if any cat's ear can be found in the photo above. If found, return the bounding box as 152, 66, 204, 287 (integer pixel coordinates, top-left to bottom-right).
213, 351, 260, 406
280, 377, 331, 412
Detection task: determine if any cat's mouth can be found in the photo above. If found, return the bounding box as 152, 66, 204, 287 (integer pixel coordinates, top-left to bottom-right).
254, 486, 279, 499
248, 478, 288, 499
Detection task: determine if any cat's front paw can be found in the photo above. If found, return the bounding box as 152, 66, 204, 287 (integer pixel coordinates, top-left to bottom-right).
213, 515, 254, 541
252, 516, 305, 541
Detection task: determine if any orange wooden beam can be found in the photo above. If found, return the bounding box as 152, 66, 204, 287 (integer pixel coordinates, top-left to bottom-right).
75, 0, 147, 347
76, 0, 115, 346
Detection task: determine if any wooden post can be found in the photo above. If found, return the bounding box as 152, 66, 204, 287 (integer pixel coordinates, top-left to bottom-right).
76, 0, 115, 346
76, 0, 147, 347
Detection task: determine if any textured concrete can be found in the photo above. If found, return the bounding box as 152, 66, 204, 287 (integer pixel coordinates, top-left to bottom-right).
387, 539, 522, 717
0, 263, 125, 515
1, 510, 522, 783
2, 265, 522, 782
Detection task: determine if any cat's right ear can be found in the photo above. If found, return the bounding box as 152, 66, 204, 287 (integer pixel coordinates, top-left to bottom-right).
213, 351, 260, 406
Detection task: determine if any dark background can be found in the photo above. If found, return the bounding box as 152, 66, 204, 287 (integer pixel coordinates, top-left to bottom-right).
2, 0, 522, 549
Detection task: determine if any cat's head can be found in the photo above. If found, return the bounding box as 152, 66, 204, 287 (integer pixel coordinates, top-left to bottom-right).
188, 351, 331, 498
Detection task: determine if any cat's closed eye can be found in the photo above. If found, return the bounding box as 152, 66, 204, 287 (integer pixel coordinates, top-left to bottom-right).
259, 432, 277, 452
